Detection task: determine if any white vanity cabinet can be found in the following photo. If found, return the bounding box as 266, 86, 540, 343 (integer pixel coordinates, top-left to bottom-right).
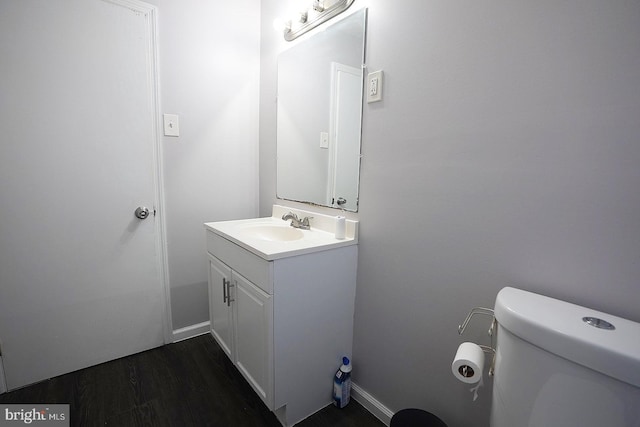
208, 253, 273, 406
205, 211, 358, 427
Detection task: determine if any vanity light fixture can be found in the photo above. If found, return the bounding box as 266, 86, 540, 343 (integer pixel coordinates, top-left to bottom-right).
312, 0, 325, 12
278, 0, 355, 41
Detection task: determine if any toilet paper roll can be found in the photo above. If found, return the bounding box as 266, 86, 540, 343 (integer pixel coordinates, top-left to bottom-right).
451, 342, 485, 384
335, 216, 346, 239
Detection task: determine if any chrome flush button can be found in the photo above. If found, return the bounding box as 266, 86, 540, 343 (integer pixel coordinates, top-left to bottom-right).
582, 316, 616, 330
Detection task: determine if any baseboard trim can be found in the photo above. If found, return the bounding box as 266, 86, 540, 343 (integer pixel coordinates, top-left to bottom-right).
352, 382, 393, 426
172, 321, 210, 343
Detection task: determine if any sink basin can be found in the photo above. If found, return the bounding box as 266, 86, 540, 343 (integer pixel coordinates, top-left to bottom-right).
204, 205, 358, 260
241, 225, 304, 242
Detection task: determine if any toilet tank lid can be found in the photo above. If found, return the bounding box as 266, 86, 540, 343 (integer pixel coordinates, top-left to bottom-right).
494, 287, 640, 388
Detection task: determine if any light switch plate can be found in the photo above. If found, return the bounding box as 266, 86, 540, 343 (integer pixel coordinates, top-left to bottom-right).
367, 70, 383, 103
163, 114, 179, 137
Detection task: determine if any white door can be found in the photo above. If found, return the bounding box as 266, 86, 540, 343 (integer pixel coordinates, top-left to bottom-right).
208, 255, 234, 359
233, 272, 273, 408
0, 0, 168, 390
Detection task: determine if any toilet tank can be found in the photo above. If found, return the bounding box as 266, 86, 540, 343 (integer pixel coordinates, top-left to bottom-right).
490, 287, 640, 427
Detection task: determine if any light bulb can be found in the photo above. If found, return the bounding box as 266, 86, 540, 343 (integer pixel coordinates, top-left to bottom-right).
272, 17, 291, 32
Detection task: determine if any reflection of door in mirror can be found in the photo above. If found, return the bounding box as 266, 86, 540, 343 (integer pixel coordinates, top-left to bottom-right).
328, 62, 362, 212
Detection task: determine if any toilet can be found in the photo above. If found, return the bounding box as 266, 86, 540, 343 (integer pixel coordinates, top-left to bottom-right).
393, 287, 639, 426
491, 287, 640, 427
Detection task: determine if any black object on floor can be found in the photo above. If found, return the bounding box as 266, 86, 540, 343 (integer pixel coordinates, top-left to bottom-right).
390, 408, 447, 427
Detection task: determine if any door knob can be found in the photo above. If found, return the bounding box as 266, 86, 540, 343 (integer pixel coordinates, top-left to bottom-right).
135, 206, 151, 220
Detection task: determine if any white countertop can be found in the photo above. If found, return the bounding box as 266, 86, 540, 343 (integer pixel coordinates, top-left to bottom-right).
204, 205, 358, 261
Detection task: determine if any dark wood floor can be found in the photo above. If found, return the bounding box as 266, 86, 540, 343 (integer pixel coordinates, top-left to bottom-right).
0, 334, 384, 427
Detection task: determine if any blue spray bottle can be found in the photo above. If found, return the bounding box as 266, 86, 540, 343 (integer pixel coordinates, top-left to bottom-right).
332, 356, 352, 408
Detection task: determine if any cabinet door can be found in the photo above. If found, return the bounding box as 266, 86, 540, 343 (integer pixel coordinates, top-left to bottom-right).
233, 271, 273, 408
208, 254, 234, 360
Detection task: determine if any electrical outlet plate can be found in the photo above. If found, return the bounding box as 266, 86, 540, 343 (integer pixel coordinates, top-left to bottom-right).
320, 131, 329, 148
367, 70, 383, 103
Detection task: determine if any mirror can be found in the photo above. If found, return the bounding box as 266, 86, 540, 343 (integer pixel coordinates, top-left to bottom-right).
276, 9, 366, 212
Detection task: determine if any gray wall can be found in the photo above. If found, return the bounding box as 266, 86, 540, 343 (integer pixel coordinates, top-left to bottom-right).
149, 0, 261, 330
260, 1, 640, 426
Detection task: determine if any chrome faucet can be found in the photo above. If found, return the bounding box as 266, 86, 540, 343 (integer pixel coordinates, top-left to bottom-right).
282, 212, 312, 230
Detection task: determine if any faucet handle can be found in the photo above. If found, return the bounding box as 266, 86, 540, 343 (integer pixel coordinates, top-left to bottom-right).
301, 216, 313, 226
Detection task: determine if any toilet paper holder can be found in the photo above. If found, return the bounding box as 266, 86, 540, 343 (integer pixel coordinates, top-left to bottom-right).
458, 307, 497, 376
